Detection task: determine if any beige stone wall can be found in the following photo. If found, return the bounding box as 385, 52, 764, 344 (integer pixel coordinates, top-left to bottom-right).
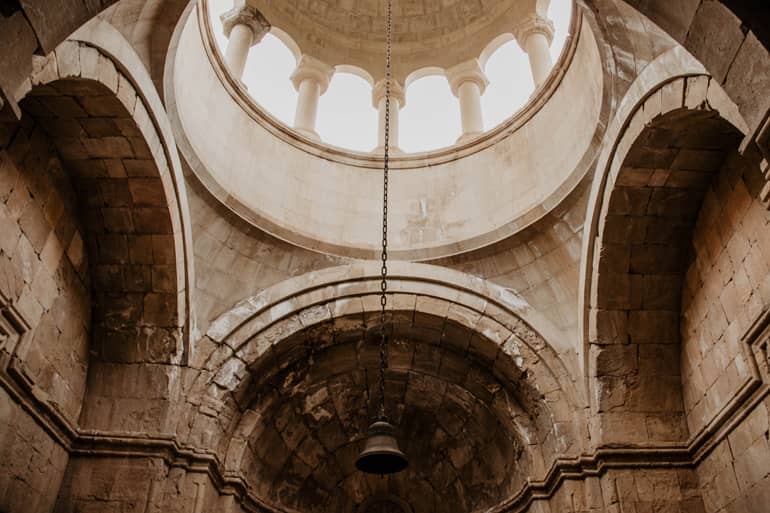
0, 1, 770, 513
0, 123, 90, 513
695, 399, 770, 513
187, 177, 347, 335
0, 388, 70, 513
681, 148, 770, 435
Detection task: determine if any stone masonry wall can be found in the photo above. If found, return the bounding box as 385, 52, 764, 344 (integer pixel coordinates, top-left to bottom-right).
0, 387, 70, 513
695, 399, 770, 513
55, 456, 249, 513
0, 121, 90, 513
681, 147, 770, 512
681, 148, 770, 435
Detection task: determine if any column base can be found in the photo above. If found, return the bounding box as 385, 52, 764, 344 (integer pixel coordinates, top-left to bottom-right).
294, 127, 321, 142
456, 132, 484, 145
372, 146, 404, 156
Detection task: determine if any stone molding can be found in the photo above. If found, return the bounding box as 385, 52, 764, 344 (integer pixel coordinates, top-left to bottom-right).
513, 15, 556, 48
446, 58, 490, 97
3, 268, 770, 512
220, 5, 270, 44
289, 54, 335, 94
371, 78, 406, 109
2, 361, 767, 513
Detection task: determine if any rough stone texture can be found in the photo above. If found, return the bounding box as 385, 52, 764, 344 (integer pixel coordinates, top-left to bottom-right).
1, 1, 770, 513
187, 176, 346, 336
0, 120, 89, 513
681, 146, 770, 436
0, 123, 91, 421
19, 42, 184, 365
589, 77, 746, 446
228, 319, 530, 513
696, 398, 770, 513
0, 387, 70, 513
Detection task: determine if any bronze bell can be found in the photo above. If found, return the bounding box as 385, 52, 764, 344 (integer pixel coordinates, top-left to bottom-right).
355, 419, 409, 475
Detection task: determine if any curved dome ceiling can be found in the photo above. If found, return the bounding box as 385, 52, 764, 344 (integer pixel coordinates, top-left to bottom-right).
247, 0, 545, 81
228, 314, 548, 513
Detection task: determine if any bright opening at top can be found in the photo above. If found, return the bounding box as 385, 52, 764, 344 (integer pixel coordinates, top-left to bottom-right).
208, 0, 573, 154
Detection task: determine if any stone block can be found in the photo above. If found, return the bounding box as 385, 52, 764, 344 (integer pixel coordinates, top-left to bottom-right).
589, 309, 628, 345
82, 136, 134, 158
590, 343, 638, 377
686, 1, 745, 83
628, 310, 679, 344
724, 32, 770, 130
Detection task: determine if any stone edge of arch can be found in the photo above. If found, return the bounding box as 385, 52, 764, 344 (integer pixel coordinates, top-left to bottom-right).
20, 19, 196, 360
577, 45, 750, 378
205, 261, 566, 359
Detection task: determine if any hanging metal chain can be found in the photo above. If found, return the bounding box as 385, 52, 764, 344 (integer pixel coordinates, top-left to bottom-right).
378, 0, 393, 421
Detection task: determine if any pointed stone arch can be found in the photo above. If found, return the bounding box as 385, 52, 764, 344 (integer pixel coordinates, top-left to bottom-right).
15, 37, 192, 363
180, 262, 583, 513
583, 73, 750, 445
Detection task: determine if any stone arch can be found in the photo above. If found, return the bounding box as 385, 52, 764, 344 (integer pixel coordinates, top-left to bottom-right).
269, 26, 303, 65
182, 262, 583, 513
335, 65, 375, 87
584, 74, 749, 446
478, 33, 516, 69
404, 67, 447, 89
585, 0, 770, 138
16, 39, 191, 363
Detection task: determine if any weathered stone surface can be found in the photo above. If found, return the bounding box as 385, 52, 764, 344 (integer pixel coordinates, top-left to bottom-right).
2, 2, 770, 513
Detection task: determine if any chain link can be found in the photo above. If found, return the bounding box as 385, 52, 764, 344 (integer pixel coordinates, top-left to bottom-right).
378, 0, 393, 420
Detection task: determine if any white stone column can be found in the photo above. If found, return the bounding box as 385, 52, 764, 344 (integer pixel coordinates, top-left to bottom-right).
514, 15, 556, 87
220, 5, 270, 80
290, 55, 335, 141
447, 59, 489, 143
372, 78, 405, 154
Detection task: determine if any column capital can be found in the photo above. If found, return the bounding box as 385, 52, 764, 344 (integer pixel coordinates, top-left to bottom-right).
446, 59, 489, 97
221, 6, 270, 45
372, 79, 406, 109
290, 55, 335, 94
513, 15, 555, 47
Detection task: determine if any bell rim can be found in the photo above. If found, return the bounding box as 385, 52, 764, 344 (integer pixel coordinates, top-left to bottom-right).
355, 449, 409, 474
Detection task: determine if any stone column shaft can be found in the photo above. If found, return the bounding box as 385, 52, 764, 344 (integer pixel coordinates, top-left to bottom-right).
220, 5, 270, 80
290, 55, 335, 141
447, 59, 489, 143
373, 79, 405, 153
515, 16, 555, 88
224, 24, 254, 79
457, 82, 484, 136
